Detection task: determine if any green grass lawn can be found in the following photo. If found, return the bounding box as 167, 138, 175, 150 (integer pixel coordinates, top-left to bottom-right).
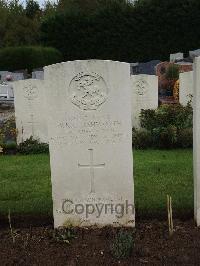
0, 149, 193, 220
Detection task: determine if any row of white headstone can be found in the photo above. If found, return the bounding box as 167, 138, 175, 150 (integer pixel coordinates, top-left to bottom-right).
11, 59, 199, 228
13, 70, 194, 145
13, 60, 136, 228
13, 68, 159, 145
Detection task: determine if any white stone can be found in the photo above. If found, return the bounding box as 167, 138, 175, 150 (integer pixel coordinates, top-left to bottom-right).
131, 74, 158, 128
0, 71, 9, 80
194, 57, 200, 226
190, 49, 200, 59
179, 71, 193, 106
0, 84, 14, 99
170, 52, 184, 62
32, 71, 44, 80
0, 72, 24, 81
13, 79, 48, 144
44, 60, 134, 228
12, 73, 24, 81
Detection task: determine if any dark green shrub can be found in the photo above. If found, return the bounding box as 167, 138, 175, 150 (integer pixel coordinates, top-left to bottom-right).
140, 104, 193, 131
0, 116, 16, 143
137, 103, 193, 149
110, 230, 134, 259
139, 109, 156, 131
0, 46, 62, 72
177, 128, 193, 148
17, 137, 49, 154
2, 141, 17, 155
152, 125, 177, 149
132, 128, 153, 149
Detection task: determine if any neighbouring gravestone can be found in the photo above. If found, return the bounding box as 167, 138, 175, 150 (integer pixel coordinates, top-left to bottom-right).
0, 72, 24, 82
44, 60, 134, 228
13, 79, 48, 144
0, 83, 14, 100
189, 49, 200, 59
170, 52, 184, 62
179, 71, 193, 106
131, 74, 158, 128
0, 71, 9, 80
193, 56, 200, 226
32, 71, 44, 80
12, 73, 24, 81
130, 60, 161, 75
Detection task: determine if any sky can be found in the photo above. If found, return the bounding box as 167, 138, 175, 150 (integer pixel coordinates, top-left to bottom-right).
21, 0, 56, 7
37, 0, 56, 6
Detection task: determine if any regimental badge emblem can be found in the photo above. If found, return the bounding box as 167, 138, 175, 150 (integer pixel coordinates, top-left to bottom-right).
23, 84, 38, 100
69, 72, 108, 110
135, 79, 148, 96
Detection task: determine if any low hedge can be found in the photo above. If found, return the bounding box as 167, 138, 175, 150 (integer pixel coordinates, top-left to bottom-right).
0, 46, 62, 72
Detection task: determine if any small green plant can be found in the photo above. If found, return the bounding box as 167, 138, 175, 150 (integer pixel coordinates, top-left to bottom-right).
17, 137, 49, 154
165, 64, 180, 80
110, 230, 134, 259
53, 226, 75, 244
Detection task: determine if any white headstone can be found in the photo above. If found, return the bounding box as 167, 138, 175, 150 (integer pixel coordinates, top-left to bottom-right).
12, 73, 24, 81
32, 71, 44, 80
0, 71, 11, 81
170, 52, 184, 62
194, 57, 200, 226
13, 79, 48, 144
0, 84, 14, 99
194, 57, 200, 225
131, 74, 158, 128
179, 71, 193, 106
0, 72, 24, 82
0, 71, 9, 80
190, 49, 200, 59
44, 60, 134, 228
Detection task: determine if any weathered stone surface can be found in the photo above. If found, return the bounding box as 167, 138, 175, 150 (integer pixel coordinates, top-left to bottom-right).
194, 57, 200, 226
170, 52, 184, 62
44, 60, 134, 228
13, 79, 48, 144
179, 71, 193, 106
32, 71, 44, 80
131, 74, 158, 128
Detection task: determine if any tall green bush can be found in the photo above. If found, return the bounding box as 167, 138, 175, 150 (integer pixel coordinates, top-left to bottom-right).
0, 46, 62, 72
41, 0, 200, 62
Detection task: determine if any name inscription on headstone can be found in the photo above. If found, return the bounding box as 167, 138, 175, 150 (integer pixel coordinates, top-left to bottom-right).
50, 113, 126, 146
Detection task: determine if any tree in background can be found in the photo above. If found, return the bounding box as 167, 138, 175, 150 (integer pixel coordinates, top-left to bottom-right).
25, 0, 41, 18
43, 0, 57, 17
0, 0, 9, 47
0, 0, 41, 48
40, 0, 200, 62
1, 0, 200, 63
41, 0, 133, 60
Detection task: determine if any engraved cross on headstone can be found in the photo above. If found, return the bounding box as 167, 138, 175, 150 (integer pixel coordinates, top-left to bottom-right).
27, 114, 38, 136
78, 149, 105, 193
